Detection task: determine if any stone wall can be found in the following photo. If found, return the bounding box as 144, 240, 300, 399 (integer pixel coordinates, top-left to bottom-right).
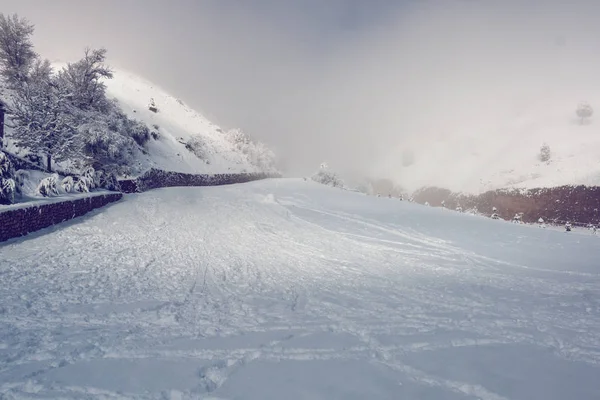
0, 193, 122, 242
119, 168, 280, 194
413, 185, 600, 225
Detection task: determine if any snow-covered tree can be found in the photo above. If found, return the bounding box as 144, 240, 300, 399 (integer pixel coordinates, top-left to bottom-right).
311, 162, 343, 188
8, 67, 80, 172
0, 13, 36, 87
0, 151, 16, 204
539, 143, 551, 162
56, 47, 113, 111
225, 129, 276, 172
576, 102, 593, 125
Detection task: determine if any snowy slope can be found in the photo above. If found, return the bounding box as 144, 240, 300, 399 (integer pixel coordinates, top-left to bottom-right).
376, 93, 600, 195
103, 69, 259, 175
1, 180, 600, 399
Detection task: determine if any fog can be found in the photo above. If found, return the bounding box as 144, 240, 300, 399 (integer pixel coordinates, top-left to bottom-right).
1, 0, 600, 189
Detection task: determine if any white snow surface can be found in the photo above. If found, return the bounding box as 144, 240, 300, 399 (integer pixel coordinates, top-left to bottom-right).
1, 179, 600, 399
102, 69, 258, 175
373, 94, 600, 194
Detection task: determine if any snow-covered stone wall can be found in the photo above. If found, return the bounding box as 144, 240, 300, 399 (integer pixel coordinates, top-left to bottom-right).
0, 192, 122, 242
119, 169, 280, 193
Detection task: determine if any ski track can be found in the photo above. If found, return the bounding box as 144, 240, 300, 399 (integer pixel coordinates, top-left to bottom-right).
1, 179, 599, 399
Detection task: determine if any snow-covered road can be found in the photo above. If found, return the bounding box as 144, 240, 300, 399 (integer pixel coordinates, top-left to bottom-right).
1, 179, 600, 399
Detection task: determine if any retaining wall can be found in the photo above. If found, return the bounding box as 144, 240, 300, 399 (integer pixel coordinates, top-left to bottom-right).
0, 192, 122, 242
119, 168, 280, 193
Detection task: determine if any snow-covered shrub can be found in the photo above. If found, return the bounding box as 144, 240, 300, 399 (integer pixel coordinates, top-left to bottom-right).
37, 174, 59, 197
14, 169, 28, 193
126, 119, 151, 146
0, 151, 17, 204
79, 120, 137, 171
311, 163, 344, 188
96, 170, 120, 191
576, 102, 593, 124
73, 177, 89, 193
61, 176, 74, 193
225, 129, 277, 172
71, 167, 95, 193
82, 166, 96, 189
185, 135, 208, 160
1, 177, 16, 204
539, 143, 551, 162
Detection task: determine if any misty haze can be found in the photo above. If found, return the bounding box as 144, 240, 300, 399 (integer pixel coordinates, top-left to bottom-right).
1, 1, 600, 399
1, 0, 599, 192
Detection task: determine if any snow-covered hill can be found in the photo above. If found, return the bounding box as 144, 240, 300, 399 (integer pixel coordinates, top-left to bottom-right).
103, 69, 270, 175
373, 94, 600, 195
1, 180, 599, 398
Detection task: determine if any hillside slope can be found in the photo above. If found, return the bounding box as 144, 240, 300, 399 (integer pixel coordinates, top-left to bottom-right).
103, 69, 268, 175
2, 67, 272, 177
378, 95, 600, 195
1, 180, 599, 398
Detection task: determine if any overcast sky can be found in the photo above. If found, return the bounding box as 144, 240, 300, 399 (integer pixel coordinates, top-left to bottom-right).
1, 0, 600, 181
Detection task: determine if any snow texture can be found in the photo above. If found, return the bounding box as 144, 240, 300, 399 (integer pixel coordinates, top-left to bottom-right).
1, 179, 599, 399
101, 69, 271, 176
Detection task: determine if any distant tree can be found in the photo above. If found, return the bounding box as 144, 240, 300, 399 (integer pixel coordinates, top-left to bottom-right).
225, 128, 277, 172
56, 47, 113, 111
539, 143, 551, 162
0, 13, 36, 87
311, 162, 343, 188
576, 102, 593, 125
